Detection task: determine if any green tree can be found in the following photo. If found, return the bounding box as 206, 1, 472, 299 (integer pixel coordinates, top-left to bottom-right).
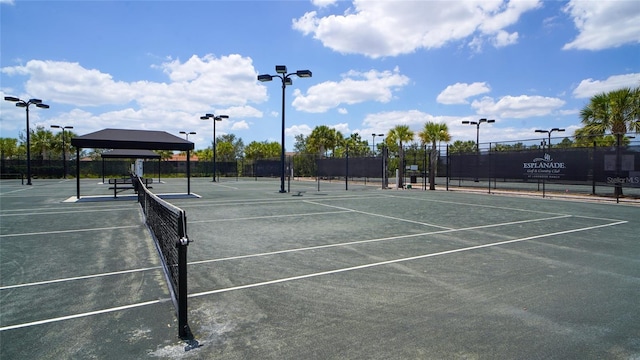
154, 150, 175, 161
50, 130, 78, 160
29, 126, 55, 160
216, 134, 244, 160
418, 122, 450, 190
448, 140, 476, 154
216, 141, 236, 161
579, 87, 640, 136
293, 134, 308, 153
386, 125, 414, 188
307, 125, 344, 157
555, 137, 574, 149
0, 138, 19, 159
578, 86, 640, 196
339, 133, 370, 157
244, 141, 280, 160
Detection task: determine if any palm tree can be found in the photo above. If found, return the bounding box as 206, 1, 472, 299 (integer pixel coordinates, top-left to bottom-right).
579, 87, 640, 135
386, 125, 414, 188
448, 140, 476, 154
29, 126, 55, 160
307, 125, 337, 157
579, 86, 640, 196
418, 122, 451, 190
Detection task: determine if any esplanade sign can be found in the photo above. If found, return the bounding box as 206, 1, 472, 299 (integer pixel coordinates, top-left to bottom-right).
523, 153, 566, 179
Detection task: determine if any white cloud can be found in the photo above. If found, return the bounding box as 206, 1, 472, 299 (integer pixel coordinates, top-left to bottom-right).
230, 120, 249, 131
437, 82, 491, 104
361, 110, 434, 137
2, 55, 267, 111
311, 0, 338, 8
337, 108, 348, 114
331, 122, 351, 134
491, 30, 519, 48
563, 1, 640, 50
292, 67, 409, 113
286, 124, 313, 137
292, 0, 541, 58
572, 73, 640, 98
471, 95, 565, 118
0, 55, 269, 145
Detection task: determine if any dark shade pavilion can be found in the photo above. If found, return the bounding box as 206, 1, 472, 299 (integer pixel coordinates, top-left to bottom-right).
71, 129, 194, 199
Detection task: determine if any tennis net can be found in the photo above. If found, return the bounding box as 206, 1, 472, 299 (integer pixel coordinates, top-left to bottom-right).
135, 176, 192, 339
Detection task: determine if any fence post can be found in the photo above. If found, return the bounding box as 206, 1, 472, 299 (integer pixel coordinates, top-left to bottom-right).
345, 144, 349, 191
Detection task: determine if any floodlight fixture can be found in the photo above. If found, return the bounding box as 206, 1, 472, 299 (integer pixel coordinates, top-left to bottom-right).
4, 96, 50, 185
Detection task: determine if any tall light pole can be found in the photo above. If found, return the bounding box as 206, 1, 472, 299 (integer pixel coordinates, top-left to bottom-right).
201, 113, 229, 182
4, 96, 50, 185
180, 131, 196, 140
50, 125, 74, 179
258, 65, 312, 193
372, 133, 384, 155
462, 118, 495, 152
535, 128, 565, 150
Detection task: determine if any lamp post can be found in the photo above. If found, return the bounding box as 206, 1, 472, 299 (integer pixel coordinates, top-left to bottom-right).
201, 113, 229, 182
50, 125, 74, 179
535, 128, 565, 150
462, 118, 495, 152
372, 133, 384, 155
462, 118, 494, 182
258, 65, 312, 193
180, 131, 196, 140
4, 96, 50, 185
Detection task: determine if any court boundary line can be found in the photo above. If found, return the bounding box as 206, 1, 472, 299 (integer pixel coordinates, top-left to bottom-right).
0, 218, 627, 332
381, 193, 628, 223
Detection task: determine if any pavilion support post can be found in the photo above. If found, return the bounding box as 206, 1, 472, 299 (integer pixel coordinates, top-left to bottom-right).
76, 148, 81, 199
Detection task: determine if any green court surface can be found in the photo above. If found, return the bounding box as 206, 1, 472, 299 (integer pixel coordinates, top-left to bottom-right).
1, 178, 638, 359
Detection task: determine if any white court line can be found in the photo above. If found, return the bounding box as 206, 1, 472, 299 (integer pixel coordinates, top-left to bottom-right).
211, 183, 239, 190
180, 193, 374, 209
190, 210, 352, 223
188, 219, 628, 298
2, 215, 572, 291
304, 200, 454, 230
0, 266, 162, 290
0, 207, 137, 218
0, 187, 31, 195
0, 225, 139, 238
381, 193, 631, 223
0, 218, 626, 332
0, 299, 168, 332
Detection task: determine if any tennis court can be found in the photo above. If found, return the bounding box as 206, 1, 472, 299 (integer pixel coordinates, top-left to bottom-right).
1, 177, 638, 359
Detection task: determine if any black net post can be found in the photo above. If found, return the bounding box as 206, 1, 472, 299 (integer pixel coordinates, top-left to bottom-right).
177, 216, 191, 339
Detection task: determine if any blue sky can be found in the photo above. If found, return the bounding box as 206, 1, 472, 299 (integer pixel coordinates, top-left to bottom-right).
1, 0, 639, 151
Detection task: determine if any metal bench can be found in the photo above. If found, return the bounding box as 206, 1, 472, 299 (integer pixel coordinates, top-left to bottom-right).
108, 176, 153, 198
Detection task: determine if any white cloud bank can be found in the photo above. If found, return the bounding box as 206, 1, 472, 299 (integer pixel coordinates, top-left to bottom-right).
563, 0, 640, 51
293, 0, 542, 58
572, 73, 640, 99
292, 67, 410, 113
